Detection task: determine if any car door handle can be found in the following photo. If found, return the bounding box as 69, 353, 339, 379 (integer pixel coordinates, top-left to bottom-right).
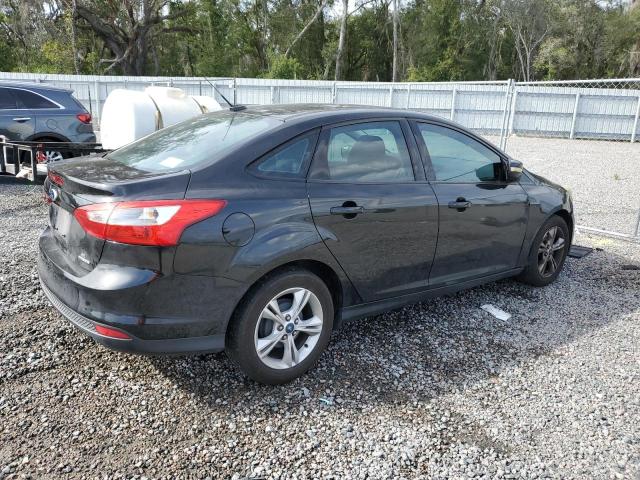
448, 198, 472, 211
330, 206, 364, 216
12, 117, 31, 122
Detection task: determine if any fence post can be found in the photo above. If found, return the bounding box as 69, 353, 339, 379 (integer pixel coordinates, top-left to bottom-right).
570, 92, 581, 139
499, 79, 513, 151
508, 87, 518, 135
406, 83, 412, 109
232, 78, 237, 105
631, 95, 640, 143
93, 80, 101, 128
389, 84, 394, 107
450, 87, 457, 121
332, 82, 337, 104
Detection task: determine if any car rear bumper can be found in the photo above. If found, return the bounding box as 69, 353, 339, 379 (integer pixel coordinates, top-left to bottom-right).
37, 227, 244, 355
40, 279, 225, 354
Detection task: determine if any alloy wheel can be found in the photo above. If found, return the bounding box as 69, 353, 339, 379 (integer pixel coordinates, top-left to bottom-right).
537, 226, 566, 277
254, 287, 323, 370
42, 150, 64, 163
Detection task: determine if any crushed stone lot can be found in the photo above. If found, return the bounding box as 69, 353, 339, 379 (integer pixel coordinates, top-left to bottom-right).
1, 181, 639, 479
496, 136, 640, 236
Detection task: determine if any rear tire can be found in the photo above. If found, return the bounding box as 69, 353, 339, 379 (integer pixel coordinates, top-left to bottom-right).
226, 268, 334, 385
518, 215, 569, 287
20, 137, 70, 168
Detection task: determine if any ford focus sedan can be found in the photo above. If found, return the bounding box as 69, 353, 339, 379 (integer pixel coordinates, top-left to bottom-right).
38, 105, 573, 384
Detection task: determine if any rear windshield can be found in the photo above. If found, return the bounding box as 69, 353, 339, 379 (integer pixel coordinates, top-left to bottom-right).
106, 111, 282, 172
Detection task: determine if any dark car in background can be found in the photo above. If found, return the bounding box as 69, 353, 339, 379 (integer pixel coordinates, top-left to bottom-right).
38, 105, 573, 384
0, 82, 96, 165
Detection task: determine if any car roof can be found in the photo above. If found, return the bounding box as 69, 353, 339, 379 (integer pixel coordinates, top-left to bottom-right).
0, 81, 73, 93
243, 103, 443, 123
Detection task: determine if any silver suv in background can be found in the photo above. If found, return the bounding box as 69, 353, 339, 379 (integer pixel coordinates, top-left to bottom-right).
0, 82, 96, 164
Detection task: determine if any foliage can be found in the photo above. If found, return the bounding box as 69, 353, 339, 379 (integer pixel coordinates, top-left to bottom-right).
266, 54, 303, 79
0, 0, 639, 81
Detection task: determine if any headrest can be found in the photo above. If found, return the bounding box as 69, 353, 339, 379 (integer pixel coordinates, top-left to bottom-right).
348, 135, 386, 162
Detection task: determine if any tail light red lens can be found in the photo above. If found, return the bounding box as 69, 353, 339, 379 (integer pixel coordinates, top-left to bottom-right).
47, 171, 64, 186
95, 324, 131, 339
74, 199, 226, 246
76, 113, 92, 124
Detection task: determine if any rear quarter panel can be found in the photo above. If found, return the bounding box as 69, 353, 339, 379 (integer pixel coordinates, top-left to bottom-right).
175, 176, 358, 315
31, 89, 95, 142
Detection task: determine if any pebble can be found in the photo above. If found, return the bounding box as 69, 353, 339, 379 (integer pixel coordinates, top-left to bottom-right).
1, 173, 639, 478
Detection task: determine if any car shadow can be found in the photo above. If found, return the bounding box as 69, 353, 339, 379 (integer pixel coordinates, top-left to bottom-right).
149, 247, 640, 410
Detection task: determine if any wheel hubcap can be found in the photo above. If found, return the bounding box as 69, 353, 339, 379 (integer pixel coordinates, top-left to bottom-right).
254, 287, 323, 370
537, 226, 566, 277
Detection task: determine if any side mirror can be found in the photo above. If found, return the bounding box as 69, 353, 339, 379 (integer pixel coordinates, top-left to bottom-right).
507, 158, 523, 182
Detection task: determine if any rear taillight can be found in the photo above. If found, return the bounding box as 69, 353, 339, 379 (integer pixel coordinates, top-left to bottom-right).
48, 170, 64, 186
76, 113, 92, 124
74, 199, 226, 246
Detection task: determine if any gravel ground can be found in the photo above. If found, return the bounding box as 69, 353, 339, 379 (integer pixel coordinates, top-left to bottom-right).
497, 136, 640, 236
1, 180, 639, 479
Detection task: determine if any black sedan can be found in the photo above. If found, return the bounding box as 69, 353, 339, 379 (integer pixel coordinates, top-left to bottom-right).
38, 105, 573, 384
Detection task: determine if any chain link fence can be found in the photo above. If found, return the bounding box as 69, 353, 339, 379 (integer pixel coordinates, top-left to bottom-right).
1, 72, 639, 240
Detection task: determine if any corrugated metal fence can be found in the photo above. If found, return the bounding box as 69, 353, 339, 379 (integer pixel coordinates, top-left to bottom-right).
1, 72, 639, 148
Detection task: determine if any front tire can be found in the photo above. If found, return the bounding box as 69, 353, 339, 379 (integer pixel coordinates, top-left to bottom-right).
227, 268, 334, 385
518, 215, 570, 287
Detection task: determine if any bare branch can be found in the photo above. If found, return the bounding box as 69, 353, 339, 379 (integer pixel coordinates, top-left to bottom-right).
285, 0, 329, 58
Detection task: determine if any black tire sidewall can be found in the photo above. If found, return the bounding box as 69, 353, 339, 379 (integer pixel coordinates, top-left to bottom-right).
524, 215, 570, 286
227, 269, 334, 385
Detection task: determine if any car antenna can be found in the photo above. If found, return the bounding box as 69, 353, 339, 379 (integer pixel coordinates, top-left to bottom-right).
203, 77, 246, 112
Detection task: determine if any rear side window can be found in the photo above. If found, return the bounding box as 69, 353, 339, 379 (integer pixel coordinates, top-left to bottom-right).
313, 121, 414, 182
107, 111, 282, 173
13, 89, 58, 109
249, 131, 317, 179
417, 123, 503, 182
0, 88, 17, 109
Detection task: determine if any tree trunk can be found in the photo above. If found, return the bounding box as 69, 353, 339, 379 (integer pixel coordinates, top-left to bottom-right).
392, 0, 399, 82
73, 1, 181, 76
334, 0, 348, 81
70, 0, 80, 74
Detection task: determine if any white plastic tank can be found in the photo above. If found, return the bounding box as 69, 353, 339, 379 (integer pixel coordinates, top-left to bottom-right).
100, 87, 222, 150
192, 95, 223, 114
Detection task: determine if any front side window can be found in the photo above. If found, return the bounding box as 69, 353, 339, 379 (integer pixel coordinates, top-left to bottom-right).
417, 123, 503, 182
316, 121, 414, 182
107, 112, 282, 173
0, 88, 17, 110
250, 132, 317, 178
14, 89, 58, 109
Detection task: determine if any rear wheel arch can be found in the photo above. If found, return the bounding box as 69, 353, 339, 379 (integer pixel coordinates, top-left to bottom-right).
225, 259, 345, 338
26, 132, 71, 143
19, 134, 71, 164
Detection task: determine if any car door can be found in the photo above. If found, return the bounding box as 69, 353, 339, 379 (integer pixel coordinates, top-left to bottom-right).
11, 88, 65, 138
0, 87, 35, 141
0, 87, 36, 168
307, 119, 438, 302
412, 121, 529, 287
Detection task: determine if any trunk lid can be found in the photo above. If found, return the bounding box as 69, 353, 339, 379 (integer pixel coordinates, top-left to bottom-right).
45, 155, 190, 275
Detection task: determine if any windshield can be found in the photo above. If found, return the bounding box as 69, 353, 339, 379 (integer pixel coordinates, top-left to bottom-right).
106, 111, 282, 172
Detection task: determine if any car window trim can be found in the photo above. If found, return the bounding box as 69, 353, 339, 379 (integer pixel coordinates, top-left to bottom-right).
246, 128, 321, 181
0, 87, 19, 110
2, 87, 65, 110
307, 117, 420, 184
409, 119, 509, 184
